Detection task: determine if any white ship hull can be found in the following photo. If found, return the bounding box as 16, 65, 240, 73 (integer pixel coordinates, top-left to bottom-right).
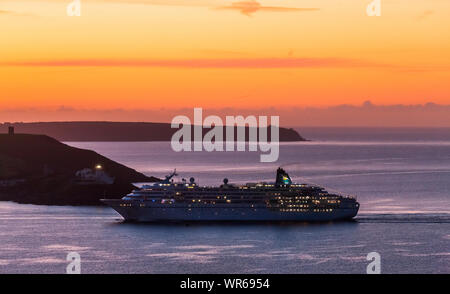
101, 200, 359, 222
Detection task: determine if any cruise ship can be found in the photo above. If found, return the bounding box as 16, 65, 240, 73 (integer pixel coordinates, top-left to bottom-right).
101, 168, 359, 222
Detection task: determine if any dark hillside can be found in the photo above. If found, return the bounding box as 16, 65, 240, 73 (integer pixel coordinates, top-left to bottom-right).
0, 121, 306, 142
0, 134, 160, 205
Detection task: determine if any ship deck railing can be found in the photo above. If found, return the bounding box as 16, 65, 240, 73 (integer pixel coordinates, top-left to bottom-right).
341, 194, 357, 200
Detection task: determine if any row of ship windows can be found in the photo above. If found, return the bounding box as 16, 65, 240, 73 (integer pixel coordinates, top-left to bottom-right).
278, 200, 340, 204
179, 195, 334, 200
152, 184, 305, 188
159, 197, 338, 202
186, 208, 259, 212
276, 196, 338, 200
135, 193, 337, 200
120, 203, 260, 207
144, 191, 326, 196
150, 187, 315, 192
191, 200, 232, 204
119, 204, 334, 213
239, 185, 305, 189
278, 200, 309, 204
279, 209, 334, 212
121, 204, 335, 212
121, 201, 339, 207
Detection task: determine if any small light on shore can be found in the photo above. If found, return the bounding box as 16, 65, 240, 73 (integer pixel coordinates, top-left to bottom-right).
95, 164, 102, 170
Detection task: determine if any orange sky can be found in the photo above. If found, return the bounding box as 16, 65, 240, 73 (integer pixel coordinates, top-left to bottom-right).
1, 0, 450, 123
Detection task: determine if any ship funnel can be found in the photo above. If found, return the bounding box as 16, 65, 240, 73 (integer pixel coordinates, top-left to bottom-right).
275, 167, 292, 186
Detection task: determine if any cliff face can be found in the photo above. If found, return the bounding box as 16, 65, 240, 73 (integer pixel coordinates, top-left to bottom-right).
0, 134, 160, 205
0, 122, 306, 142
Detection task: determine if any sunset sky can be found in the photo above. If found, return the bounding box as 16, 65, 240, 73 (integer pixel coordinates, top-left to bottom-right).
1, 0, 450, 125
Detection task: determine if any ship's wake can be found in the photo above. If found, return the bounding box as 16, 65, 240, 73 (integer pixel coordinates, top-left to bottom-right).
356, 213, 450, 223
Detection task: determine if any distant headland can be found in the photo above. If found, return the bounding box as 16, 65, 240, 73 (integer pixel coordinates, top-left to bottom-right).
0, 132, 160, 206
0, 122, 306, 142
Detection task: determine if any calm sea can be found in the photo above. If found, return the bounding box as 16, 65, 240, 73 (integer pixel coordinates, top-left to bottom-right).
0, 128, 449, 273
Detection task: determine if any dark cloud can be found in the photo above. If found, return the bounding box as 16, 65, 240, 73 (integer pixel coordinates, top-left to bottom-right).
216, 1, 319, 16
0, 9, 34, 17
0, 57, 381, 69
0, 10, 14, 15
2, 102, 450, 127
416, 10, 434, 21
